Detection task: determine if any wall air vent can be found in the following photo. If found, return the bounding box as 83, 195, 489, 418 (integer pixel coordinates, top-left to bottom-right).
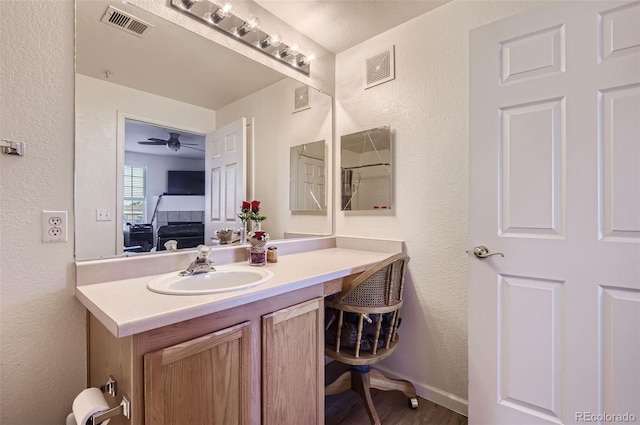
293, 85, 310, 113
365, 45, 396, 89
100, 6, 154, 38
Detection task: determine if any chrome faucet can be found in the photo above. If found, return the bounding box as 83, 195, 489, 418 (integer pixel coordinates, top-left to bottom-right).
179, 245, 215, 276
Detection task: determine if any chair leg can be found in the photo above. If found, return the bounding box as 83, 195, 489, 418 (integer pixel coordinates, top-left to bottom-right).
325, 370, 352, 396
326, 366, 416, 423
368, 369, 417, 398
351, 369, 381, 425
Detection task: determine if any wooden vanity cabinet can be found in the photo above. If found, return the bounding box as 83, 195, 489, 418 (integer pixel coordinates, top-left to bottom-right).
87, 284, 328, 425
144, 321, 253, 425
262, 298, 324, 425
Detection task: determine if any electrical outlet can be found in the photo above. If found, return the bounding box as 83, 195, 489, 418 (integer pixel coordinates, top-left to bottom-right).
96, 208, 112, 221
48, 216, 63, 227
42, 211, 68, 243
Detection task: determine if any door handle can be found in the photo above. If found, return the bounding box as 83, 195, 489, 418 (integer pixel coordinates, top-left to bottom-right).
473, 246, 504, 259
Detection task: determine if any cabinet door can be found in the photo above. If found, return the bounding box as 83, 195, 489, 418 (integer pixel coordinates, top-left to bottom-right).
144, 321, 252, 425
262, 298, 324, 425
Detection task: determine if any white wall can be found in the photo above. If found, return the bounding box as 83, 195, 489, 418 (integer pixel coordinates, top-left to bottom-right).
76, 74, 215, 259
217, 78, 333, 239
0, 2, 86, 424
335, 0, 542, 413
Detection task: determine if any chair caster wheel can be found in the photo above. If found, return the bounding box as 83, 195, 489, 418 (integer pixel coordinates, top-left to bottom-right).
408, 397, 419, 409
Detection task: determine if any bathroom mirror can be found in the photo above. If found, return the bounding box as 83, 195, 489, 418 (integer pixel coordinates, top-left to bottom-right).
289, 140, 326, 212
75, 0, 333, 260
340, 126, 392, 211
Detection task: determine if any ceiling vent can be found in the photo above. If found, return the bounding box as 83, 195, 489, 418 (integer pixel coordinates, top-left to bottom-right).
101, 6, 154, 38
365, 45, 395, 89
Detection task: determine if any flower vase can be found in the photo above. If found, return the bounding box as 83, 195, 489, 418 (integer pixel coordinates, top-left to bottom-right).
249, 246, 266, 266
252, 220, 262, 232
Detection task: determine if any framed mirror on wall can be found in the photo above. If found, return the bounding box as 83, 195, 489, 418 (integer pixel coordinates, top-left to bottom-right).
74, 0, 333, 261
340, 126, 392, 211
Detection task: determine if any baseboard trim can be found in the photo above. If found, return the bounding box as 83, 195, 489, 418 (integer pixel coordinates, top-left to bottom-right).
373, 364, 469, 417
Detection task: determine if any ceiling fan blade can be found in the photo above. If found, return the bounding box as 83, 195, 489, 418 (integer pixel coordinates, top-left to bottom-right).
138, 141, 166, 145
180, 143, 200, 146
147, 138, 168, 143
182, 145, 205, 152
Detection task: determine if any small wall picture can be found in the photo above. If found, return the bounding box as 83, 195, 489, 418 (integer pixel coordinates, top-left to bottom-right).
293, 84, 311, 113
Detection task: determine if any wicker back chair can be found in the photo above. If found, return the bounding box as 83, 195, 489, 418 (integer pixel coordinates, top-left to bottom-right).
325, 253, 417, 425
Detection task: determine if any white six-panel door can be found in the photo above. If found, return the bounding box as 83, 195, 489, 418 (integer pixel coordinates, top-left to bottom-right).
469, 2, 640, 424
204, 117, 247, 244
295, 154, 325, 210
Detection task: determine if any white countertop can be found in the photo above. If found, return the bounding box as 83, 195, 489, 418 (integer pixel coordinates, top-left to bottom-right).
75, 248, 394, 338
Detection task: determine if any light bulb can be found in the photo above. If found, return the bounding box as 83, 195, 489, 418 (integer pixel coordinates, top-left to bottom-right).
279, 43, 300, 58
180, 0, 199, 10
237, 17, 260, 37
209, 2, 232, 24
278, 46, 291, 58
297, 53, 316, 67
220, 3, 232, 14
261, 34, 281, 48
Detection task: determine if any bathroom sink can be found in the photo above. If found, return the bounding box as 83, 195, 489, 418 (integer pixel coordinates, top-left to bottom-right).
147, 265, 273, 295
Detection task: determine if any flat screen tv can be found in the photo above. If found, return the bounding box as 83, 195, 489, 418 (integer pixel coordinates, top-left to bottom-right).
167, 170, 205, 195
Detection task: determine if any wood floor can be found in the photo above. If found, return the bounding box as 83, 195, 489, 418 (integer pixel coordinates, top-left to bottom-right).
325, 391, 468, 425
324, 363, 468, 425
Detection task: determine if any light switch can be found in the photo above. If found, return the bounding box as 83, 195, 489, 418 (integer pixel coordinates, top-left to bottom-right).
96, 208, 112, 221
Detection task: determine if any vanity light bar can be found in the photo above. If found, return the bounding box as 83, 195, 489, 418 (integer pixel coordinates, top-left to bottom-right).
171, 0, 312, 75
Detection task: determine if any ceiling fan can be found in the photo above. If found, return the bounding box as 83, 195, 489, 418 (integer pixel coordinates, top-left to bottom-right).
137, 132, 203, 152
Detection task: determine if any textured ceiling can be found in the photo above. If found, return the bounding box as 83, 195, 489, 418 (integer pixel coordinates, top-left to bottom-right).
254, 0, 452, 53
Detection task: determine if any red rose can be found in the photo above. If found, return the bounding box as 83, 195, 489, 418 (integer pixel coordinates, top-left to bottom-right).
251, 200, 261, 212
242, 201, 250, 210
254, 231, 265, 239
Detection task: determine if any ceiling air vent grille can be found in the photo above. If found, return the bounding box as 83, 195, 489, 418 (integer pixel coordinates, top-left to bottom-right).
100, 6, 154, 38
365, 45, 396, 89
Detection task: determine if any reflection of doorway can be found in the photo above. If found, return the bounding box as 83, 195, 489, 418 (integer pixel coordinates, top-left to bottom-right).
294, 154, 324, 211
122, 118, 206, 252
204, 118, 248, 244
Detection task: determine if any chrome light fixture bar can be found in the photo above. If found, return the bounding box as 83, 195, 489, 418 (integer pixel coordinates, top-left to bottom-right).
171, 0, 312, 75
